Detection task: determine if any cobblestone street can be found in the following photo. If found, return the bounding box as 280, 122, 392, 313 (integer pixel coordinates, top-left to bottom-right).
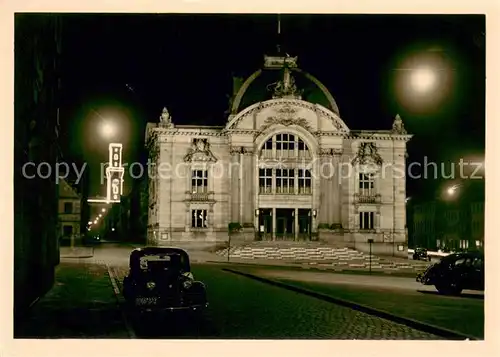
113, 264, 440, 339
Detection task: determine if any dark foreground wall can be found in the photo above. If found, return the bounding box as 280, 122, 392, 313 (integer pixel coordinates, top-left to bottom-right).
14, 15, 62, 321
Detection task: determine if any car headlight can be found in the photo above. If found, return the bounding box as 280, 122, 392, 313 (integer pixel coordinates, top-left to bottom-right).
146, 281, 156, 290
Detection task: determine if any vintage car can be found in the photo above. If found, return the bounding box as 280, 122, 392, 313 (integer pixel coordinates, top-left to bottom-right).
412, 247, 431, 261
122, 247, 208, 315
416, 251, 484, 295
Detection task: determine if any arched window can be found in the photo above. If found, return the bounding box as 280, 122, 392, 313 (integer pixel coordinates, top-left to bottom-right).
259, 133, 311, 159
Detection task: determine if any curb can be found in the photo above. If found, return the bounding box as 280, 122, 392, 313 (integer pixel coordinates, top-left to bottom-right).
223, 268, 477, 341
60, 255, 94, 259
205, 260, 419, 278
106, 264, 137, 339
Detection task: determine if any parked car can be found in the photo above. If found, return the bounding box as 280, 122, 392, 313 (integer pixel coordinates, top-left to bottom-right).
416, 251, 484, 295
122, 247, 208, 316
413, 247, 431, 261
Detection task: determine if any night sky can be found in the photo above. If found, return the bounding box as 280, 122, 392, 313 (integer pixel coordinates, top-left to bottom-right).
48, 14, 484, 197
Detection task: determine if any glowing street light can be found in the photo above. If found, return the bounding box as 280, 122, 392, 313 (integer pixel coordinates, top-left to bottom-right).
100, 121, 117, 140
393, 48, 454, 113
446, 184, 462, 197
102, 208, 106, 213
410, 67, 437, 94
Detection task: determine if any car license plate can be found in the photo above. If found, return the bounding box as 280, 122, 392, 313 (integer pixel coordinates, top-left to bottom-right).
136, 297, 158, 305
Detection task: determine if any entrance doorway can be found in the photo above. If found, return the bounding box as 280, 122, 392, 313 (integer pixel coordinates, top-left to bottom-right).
276, 208, 294, 241
257, 208, 272, 240
298, 209, 312, 241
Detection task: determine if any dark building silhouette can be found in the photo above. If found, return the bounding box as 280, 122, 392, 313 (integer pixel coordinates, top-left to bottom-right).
14, 15, 62, 323
408, 179, 485, 250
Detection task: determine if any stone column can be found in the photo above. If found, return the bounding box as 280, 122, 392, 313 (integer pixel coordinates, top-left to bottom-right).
294, 208, 299, 241
242, 148, 255, 224
272, 207, 276, 241
318, 149, 332, 224
332, 151, 343, 224
229, 147, 240, 223
239, 151, 244, 223
185, 203, 191, 232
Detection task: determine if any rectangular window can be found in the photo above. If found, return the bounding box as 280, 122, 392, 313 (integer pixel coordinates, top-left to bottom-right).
359, 211, 375, 230
64, 202, 73, 214
275, 134, 295, 158
297, 138, 310, 158
259, 168, 273, 194
275, 169, 295, 194
261, 138, 273, 158
459, 240, 469, 249
191, 170, 208, 193
298, 169, 312, 194
359, 173, 375, 196
191, 209, 208, 228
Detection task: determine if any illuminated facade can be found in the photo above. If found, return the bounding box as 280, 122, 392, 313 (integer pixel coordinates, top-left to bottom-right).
88, 142, 125, 204
106, 143, 125, 203
145, 53, 412, 256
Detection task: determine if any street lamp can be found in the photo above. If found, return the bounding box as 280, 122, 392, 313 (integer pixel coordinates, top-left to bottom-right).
393, 48, 454, 113
100, 121, 116, 140
102, 208, 106, 213
410, 66, 438, 94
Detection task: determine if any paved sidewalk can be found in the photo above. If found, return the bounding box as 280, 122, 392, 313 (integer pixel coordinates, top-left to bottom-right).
205, 256, 423, 277
60, 247, 94, 258
14, 262, 130, 338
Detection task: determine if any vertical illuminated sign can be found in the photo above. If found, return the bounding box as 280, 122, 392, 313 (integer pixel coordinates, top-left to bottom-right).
106, 143, 124, 202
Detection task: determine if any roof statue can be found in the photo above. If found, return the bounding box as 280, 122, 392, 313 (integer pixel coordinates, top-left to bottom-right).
269, 62, 302, 99
391, 114, 407, 135
159, 107, 174, 128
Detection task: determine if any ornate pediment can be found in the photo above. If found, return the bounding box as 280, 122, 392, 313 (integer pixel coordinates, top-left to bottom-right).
351, 142, 383, 167
184, 138, 218, 162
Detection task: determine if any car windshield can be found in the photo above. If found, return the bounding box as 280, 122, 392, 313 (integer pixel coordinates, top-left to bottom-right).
137, 253, 185, 273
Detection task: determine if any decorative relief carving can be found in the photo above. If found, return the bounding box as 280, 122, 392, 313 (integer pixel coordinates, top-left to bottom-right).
183, 138, 218, 162
319, 148, 343, 157
254, 105, 312, 138
229, 146, 253, 155
145, 130, 160, 162
351, 142, 383, 166
228, 99, 348, 134
391, 114, 407, 135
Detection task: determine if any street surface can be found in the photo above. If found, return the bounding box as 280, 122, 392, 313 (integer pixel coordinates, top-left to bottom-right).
15, 243, 483, 339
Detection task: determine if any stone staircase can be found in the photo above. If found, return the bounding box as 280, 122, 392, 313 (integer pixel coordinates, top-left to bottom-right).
216, 243, 432, 272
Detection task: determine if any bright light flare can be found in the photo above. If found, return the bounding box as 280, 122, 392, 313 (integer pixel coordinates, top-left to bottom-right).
410, 67, 437, 94
100, 121, 116, 139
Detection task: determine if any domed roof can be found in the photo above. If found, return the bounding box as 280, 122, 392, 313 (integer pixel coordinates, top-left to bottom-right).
231, 56, 340, 116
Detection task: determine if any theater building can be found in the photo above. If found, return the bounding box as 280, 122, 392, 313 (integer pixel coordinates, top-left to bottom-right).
144, 53, 412, 256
